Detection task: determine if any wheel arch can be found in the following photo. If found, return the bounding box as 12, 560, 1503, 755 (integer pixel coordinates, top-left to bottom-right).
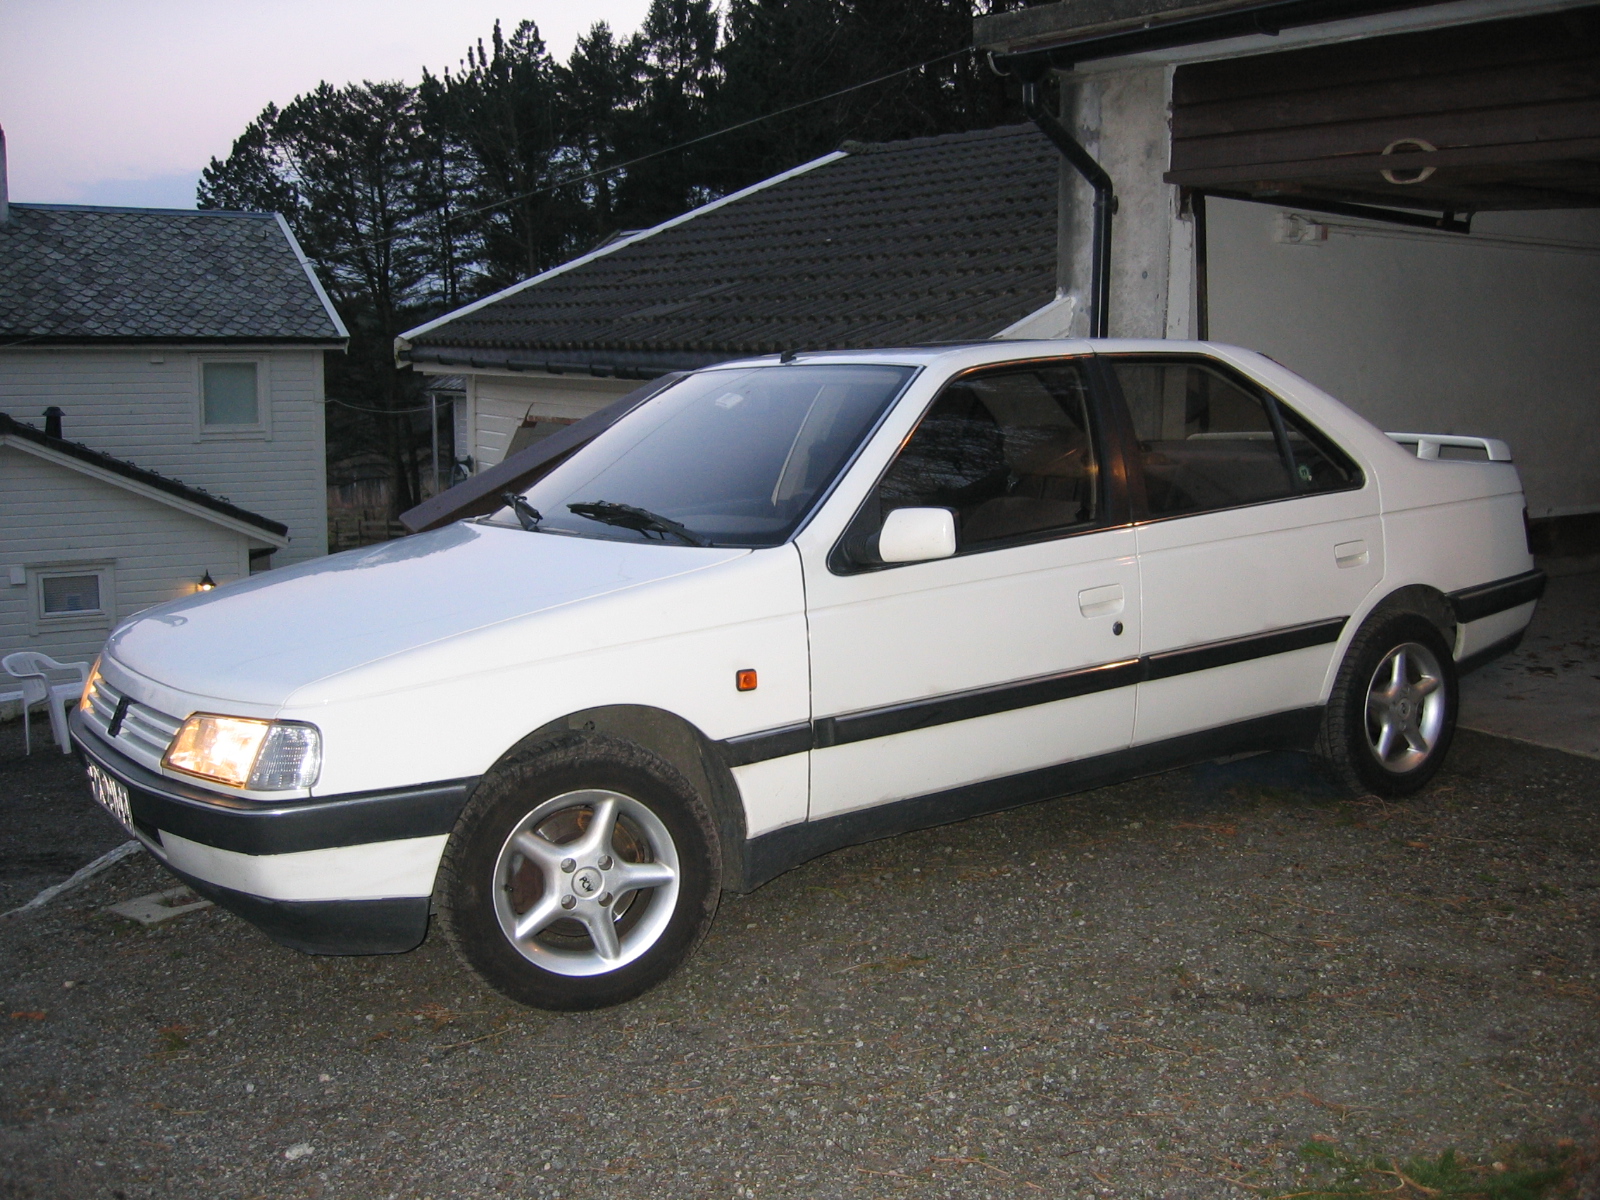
489, 705, 749, 892
1362, 583, 1457, 647
1323, 582, 1457, 702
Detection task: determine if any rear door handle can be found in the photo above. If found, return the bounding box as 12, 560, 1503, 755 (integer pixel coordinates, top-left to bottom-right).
1078, 584, 1124, 618
1335, 540, 1369, 569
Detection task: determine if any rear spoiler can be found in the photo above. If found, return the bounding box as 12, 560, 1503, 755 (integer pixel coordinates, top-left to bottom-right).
1386, 432, 1513, 462
399, 373, 686, 534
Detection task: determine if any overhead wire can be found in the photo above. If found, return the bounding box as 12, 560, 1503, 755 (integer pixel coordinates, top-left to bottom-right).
339, 43, 978, 254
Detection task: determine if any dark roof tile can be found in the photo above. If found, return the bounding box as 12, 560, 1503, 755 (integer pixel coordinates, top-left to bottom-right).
0, 205, 345, 344
0, 410, 289, 538
406, 125, 1058, 372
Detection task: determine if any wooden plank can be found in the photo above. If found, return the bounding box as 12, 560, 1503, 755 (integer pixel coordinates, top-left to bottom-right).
1171, 8, 1600, 105
1175, 56, 1600, 139
1170, 99, 1600, 173
1166, 135, 1600, 185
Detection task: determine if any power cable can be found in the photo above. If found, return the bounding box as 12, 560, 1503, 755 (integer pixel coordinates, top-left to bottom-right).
334, 43, 977, 255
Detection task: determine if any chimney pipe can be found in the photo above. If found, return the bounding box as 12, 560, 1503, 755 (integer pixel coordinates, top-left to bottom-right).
0, 123, 9, 226
43, 407, 64, 439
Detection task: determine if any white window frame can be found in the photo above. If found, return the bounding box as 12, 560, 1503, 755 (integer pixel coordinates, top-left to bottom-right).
27, 560, 117, 635
195, 355, 272, 441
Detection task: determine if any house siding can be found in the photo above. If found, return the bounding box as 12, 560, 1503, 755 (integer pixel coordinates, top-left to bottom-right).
465, 373, 639, 472
0, 347, 328, 567
1, 443, 252, 675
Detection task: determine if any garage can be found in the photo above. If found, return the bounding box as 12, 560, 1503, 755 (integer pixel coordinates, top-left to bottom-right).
978, 0, 1600, 540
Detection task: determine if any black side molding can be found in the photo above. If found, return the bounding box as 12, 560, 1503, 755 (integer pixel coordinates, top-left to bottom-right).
1457, 629, 1526, 676
720, 617, 1346, 767
1449, 569, 1546, 624
164, 862, 430, 955
737, 707, 1324, 891
73, 711, 477, 857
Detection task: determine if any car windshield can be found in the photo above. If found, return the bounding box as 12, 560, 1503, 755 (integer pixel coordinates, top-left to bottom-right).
489, 363, 916, 547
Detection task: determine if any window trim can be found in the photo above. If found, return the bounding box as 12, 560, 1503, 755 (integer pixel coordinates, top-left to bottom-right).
195, 356, 271, 441
1093, 353, 1365, 526
26, 560, 116, 635
828, 355, 1132, 575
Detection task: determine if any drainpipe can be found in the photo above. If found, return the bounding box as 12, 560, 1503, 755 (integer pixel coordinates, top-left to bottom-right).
0, 122, 10, 226
1016, 75, 1116, 339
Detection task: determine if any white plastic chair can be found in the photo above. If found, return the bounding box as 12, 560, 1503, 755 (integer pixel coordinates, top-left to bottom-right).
2, 652, 91, 755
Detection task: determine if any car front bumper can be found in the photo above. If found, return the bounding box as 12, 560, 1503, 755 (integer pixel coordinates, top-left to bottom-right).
70, 709, 477, 955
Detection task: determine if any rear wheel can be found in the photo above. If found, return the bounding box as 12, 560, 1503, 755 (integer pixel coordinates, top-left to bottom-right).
1314, 612, 1457, 797
438, 734, 720, 1010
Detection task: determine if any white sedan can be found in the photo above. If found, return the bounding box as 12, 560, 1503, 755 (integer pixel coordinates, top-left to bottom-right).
71, 341, 1544, 1010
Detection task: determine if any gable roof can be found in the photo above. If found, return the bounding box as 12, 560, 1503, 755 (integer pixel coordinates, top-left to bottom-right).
0, 205, 347, 346
398, 124, 1060, 379
0, 411, 289, 545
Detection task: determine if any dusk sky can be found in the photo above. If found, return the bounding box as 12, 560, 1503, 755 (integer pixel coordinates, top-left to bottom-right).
0, 0, 653, 210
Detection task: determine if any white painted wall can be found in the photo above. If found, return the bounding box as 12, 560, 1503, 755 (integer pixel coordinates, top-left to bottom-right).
1, 443, 252, 672
0, 346, 329, 565
457, 371, 640, 472
1206, 201, 1600, 519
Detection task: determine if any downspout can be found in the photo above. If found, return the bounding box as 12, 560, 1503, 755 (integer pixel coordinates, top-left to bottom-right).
1016, 75, 1116, 339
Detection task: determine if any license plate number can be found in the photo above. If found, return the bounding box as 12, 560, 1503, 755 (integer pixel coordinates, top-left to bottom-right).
87, 762, 134, 833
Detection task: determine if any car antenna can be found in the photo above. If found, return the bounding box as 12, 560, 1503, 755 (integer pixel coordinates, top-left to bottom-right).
779, 348, 799, 363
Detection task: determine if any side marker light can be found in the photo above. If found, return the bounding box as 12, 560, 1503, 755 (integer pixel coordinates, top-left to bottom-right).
736, 669, 758, 692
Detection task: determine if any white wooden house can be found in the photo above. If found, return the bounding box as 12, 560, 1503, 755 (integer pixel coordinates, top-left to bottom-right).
0, 134, 346, 681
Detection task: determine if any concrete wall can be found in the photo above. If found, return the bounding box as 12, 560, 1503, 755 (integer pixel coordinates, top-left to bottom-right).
0, 346, 329, 566
1, 442, 251, 674
1206, 201, 1600, 519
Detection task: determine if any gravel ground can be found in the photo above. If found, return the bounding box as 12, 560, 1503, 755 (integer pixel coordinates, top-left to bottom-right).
2, 718, 1597, 1200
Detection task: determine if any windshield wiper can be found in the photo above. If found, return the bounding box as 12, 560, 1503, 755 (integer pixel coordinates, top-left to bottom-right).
567, 500, 708, 547
501, 491, 544, 532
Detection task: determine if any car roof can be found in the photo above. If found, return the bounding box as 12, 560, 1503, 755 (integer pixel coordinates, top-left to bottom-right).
698, 339, 1233, 372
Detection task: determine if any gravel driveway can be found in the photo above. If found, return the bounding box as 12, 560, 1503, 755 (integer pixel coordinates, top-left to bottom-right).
2, 719, 1596, 1199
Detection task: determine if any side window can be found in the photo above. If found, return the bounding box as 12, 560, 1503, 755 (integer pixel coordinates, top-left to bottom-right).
198, 359, 268, 438
1279, 403, 1361, 494
875, 362, 1099, 549
1110, 358, 1355, 517
26, 561, 116, 634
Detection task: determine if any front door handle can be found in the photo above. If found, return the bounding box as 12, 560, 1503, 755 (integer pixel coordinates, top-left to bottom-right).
1078, 584, 1124, 618
1335, 540, 1369, 569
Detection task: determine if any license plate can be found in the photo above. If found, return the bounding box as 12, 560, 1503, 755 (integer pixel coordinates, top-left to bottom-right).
87, 761, 134, 833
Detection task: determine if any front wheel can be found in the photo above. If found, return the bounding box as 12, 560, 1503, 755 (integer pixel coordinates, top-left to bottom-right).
437, 734, 720, 1010
1314, 612, 1458, 797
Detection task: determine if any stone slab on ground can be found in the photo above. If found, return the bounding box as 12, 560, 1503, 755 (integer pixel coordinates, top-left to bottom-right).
1460, 562, 1600, 759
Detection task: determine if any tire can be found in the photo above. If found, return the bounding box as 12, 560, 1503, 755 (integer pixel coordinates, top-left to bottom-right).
1314, 611, 1458, 797
437, 732, 720, 1011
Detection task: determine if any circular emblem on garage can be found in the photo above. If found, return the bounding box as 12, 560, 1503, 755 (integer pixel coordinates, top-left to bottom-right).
573, 867, 603, 896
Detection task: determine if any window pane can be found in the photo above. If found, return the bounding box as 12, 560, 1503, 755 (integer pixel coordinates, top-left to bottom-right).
42, 574, 101, 614
203, 362, 259, 425
1280, 404, 1361, 493
878, 362, 1098, 547
1112, 360, 1293, 516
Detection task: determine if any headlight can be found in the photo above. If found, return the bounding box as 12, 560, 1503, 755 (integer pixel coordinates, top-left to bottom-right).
164, 715, 322, 791
80, 658, 103, 712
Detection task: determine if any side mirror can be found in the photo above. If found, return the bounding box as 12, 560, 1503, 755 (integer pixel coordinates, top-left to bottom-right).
877, 507, 957, 564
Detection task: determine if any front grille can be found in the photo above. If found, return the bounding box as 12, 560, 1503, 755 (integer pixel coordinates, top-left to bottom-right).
82, 677, 183, 772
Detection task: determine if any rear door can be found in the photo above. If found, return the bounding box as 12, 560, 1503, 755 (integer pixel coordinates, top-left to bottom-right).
799, 357, 1141, 820
1101, 354, 1384, 745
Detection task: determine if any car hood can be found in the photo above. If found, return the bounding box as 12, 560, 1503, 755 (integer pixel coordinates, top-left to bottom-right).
105, 523, 749, 709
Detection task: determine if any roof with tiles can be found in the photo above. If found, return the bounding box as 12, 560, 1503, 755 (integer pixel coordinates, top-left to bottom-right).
0, 410, 289, 539
401, 124, 1060, 377
0, 204, 347, 345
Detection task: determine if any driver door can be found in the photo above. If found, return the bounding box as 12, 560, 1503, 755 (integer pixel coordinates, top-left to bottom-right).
797, 358, 1141, 820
